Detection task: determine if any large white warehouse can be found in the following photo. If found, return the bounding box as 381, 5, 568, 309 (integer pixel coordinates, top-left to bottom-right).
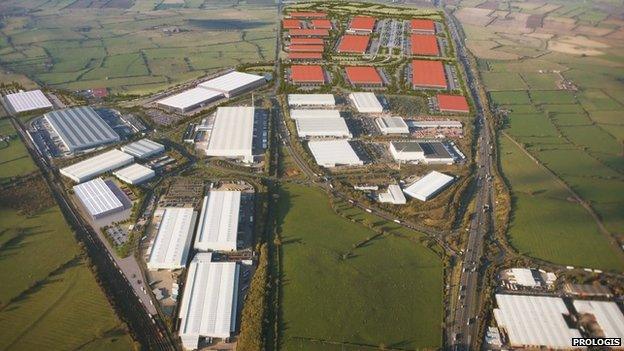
573, 300, 624, 341
288, 94, 336, 106
198, 71, 265, 98
195, 191, 241, 252
147, 207, 197, 270
157, 88, 224, 113
378, 184, 406, 205
308, 140, 363, 167
113, 163, 155, 185
178, 253, 239, 350
73, 178, 125, 219
349, 92, 383, 113
296, 118, 352, 138
403, 171, 454, 201
289, 109, 341, 119
44, 106, 120, 152
375, 117, 409, 134
205, 107, 254, 163
121, 139, 165, 159
60, 149, 134, 183
389, 140, 455, 164
4, 90, 53, 113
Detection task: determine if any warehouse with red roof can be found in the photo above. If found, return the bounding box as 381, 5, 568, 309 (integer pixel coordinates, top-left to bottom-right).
291, 38, 324, 45
410, 34, 440, 56
289, 29, 329, 37
311, 19, 332, 29
283, 19, 302, 30
348, 16, 376, 33
345, 66, 383, 87
337, 35, 370, 54
288, 53, 323, 61
289, 44, 324, 53
437, 94, 469, 113
411, 19, 436, 34
411, 60, 447, 89
289, 11, 326, 19
290, 65, 326, 85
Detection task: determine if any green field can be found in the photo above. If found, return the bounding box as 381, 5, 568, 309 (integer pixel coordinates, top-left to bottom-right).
278, 184, 443, 350
0, 118, 37, 183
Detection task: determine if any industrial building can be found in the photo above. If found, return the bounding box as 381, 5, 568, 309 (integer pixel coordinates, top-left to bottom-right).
437, 94, 469, 113
4, 90, 53, 113
178, 253, 239, 350
290, 65, 326, 85
344, 66, 383, 87
289, 44, 324, 53
282, 19, 302, 29
375, 117, 409, 134
411, 60, 447, 89
205, 107, 254, 163
348, 16, 376, 33
289, 11, 326, 18
389, 140, 455, 164
573, 300, 624, 340
73, 177, 125, 219
499, 268, 557, 289
198, 71, 265, 98
311, 19, 332, 29
157, 88, 224, 113
337, 35, 370, 54
493, 294, 581, 349
113, 163, 155, 185
288, 94, 335, 107
288, 29, 329, 37
296, 118, 352, 138
147, 207, 197, 270
121, 139, 165, 159
411, 19, 436, 34
288, 52, 323, 61
60, 149, 134, 183
308, 140, 363, 167
378, 185, 407, 205
195, 191, 241, 252
290, 109, 341, 119
407, 120, 462, 129
403, 171, 454, 201
349, 92, 383, 113
291, 38, 324, 45
44, 106, 120, 153
410, 34, 440, 56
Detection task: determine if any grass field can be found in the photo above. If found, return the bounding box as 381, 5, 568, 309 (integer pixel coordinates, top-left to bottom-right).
0, 118, 37, 183
278, 184, 443, 350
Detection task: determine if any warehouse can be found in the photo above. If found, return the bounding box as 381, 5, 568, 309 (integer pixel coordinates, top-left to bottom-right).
403, 171, 455, 201
157, 87, 224, 113
378, 184, 407, 205
411, 60, 447, 89
349, 92, 383, 113
375, 117, 409, 134
178, 253, 239, 350
296, 118, 352, 138
337, 35, 370, 54
308, 140, 363, 167
121, 139, 165, 159
289, 44, 324, 53
573, 300, 624, 340
311, 19, 332, 29
44, 106, 120, 153
348, 16, 376, 33
290, 65, 326, 85
290, 109, 341, 119
4, 90, 53, 113
410, 34, 440, 56
195, 191, 241, 252
411, 19, 436, 34
288, 94, 335, 107
499, 268, 556, 289
205, 107, 254, 163
289, 11, 326, 18
345, 66, 383, 87
73, 177, 125, 219
60, 149, 134, 183
282, 19, 302, 29
407, 120, 462, 129
389, 140, 455, 164
493, 294, 580, 349
288, 29, 329, 37
147, 207, 197, 270
437, 94, 469, 113
288, 52, 323, 61
113, 163, 155, 185
198, 71, 265, 98
290, 38, 324, 45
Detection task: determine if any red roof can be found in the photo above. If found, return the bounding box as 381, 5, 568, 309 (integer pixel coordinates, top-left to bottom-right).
283, 19, 302, 29
291, 65, 325, 83
91, 88, 108, 98
291, 38, 324, 45
311, 19, 332, 29
410, 34, 440, 56
337, 35, 370, 54
349, 16, 376, 31
289, 11, 326, 19
288, 52, 323, 60
345, 66, 382, 85
411, 60, 447, 88
289, 44, 324, 53
411, 19, 436, 32
289, 29, 329, 37
437, 94, 469, 112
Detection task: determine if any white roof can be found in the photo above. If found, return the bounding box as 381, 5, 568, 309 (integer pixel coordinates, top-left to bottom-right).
198, 71, 264, 94
288, 94, 336, 106
290, 109, 341, 119
407, 120, 462, 128
378, 184, 407, 204
296, 118, 351, 138
179, 253, 239, 348
121, 139, 165, 159
157, 87, 223, 110
308, 140, 363, 167
195, 191, 241, 251
60, 149, 134, 183
147, 207, 197, 270
4, 90, 52, 113
206, 107, 254, 162
73, 178, 124, 218
349, 92, 383, 113
375, 117, 409, 134
494, 294, 581, 349
403, 171, 454, 201
113, 163, 155, 184
44, 106, 120, 152
509, 268, 538, 287
573, 300, 624, 340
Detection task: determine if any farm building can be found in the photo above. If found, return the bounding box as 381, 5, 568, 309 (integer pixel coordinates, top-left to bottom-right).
296, 118, 351, 138
573, 300, 624, 340
349, 92, 383, 113
403, 171, 455, 201
407, 120, 462, 129
493, 294, 580, 349
4, 89, 52, 113
156, 87, 223, 113
308, 140, 363, 167
389, 140, 455, 164
288, 52, 323, 60
73, 178, 125, 219
411, 60, 447, 89
198, 71, 265, 98
337, 35, 370, 54
205, 107, 254, 163
288, 29, 329, 37
290, 38, 324, 45
411, 19, 436, 34
60, 149, 134, 183
344, 66, 383, 87
282, 19, 302, 29
178, 253, 239, 350
147, 207, 197, 270
410, 34, 439, 56
195, 191, 241, 252
121, 139, 165, 159
437, 94, 469, 113
289, 44, 324, 53
113, 163, 155, 185
348, 16, 376, 33
289, 11, 326, 18
290, 109, 341, 119
378, 185, 407, 205
44, 106, 120, 153
290, 65, 326, 85
311, 19, 332, 29
375, 117, 409, 134
288, 94, 335, 107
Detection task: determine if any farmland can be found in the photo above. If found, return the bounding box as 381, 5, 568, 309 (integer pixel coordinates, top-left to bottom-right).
0, 118, 37, 183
